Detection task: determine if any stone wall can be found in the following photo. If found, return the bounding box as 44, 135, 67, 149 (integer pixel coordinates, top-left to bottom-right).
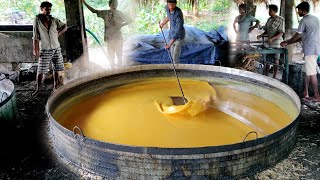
0, 31, 66, 63
0, 32, 34, 63
0, 31, 66, 82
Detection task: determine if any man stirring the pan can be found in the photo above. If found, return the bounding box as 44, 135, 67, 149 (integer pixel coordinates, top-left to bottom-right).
160, 0, 185, 64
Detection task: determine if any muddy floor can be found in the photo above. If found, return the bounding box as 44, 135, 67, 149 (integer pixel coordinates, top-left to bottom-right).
0, 80, 320, 180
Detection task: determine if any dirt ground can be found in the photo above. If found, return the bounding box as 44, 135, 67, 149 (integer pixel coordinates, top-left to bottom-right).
0, 81, 80, 179
0, 79, 320, 179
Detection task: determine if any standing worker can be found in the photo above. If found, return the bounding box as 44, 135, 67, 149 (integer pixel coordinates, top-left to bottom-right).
281, 2, 320, 102
233, 4, 260, 44
257, 4, 284, 79
160, 0, 185, 63
82, 0, 133, 67
32, 1, 67, 96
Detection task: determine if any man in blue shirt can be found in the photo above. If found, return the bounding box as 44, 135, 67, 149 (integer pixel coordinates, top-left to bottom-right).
160, 0, 185, 63
233, 4, 260, 43
281, 2, 320, 102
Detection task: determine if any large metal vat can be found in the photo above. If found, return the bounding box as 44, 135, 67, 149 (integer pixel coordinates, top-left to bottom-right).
46, 64, 300, 179
0, 75, 17, 122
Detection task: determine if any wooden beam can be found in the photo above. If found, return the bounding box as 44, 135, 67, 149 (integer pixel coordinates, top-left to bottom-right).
284, 0, 294, 32
64, 0, 87, 62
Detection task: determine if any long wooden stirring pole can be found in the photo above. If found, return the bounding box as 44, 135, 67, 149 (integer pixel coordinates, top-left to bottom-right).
159, 24, 187, 105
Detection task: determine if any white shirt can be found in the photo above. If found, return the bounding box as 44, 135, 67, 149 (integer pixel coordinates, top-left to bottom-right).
32, 15, 66, 50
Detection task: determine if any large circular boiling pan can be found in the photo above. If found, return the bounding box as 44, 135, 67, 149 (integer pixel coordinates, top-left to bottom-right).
46, 64, 300, 179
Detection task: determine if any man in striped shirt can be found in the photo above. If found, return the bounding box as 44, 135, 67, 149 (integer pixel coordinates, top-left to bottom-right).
160, 0, 185, 63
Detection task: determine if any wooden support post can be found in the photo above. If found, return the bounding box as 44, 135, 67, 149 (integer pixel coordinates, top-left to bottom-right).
283, 0, 294, 33
283, 0, 294, 63
64, 0, 87, 63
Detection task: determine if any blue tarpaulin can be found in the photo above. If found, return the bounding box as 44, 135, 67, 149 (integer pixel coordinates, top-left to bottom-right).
123, 25, 228, 65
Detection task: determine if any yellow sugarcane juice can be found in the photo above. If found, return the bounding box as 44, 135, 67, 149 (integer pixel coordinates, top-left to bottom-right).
56, 78, 295, 148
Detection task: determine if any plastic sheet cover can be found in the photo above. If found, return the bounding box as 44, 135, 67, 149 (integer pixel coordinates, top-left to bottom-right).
123, 26, 228, 65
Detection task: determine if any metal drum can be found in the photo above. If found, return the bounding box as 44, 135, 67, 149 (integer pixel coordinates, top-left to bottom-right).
0, 75, 17, 122
46, 64, 300, 179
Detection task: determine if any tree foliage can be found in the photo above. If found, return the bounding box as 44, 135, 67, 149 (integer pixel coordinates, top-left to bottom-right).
0, 0, 66, 23
211, 0, 232, 12
0, 0, 232, 47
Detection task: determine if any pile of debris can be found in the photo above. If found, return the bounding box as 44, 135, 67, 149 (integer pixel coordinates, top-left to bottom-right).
233, 53, 261, 72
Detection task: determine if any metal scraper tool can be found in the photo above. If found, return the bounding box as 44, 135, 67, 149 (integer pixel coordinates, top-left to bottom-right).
159, 24, 188, 105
